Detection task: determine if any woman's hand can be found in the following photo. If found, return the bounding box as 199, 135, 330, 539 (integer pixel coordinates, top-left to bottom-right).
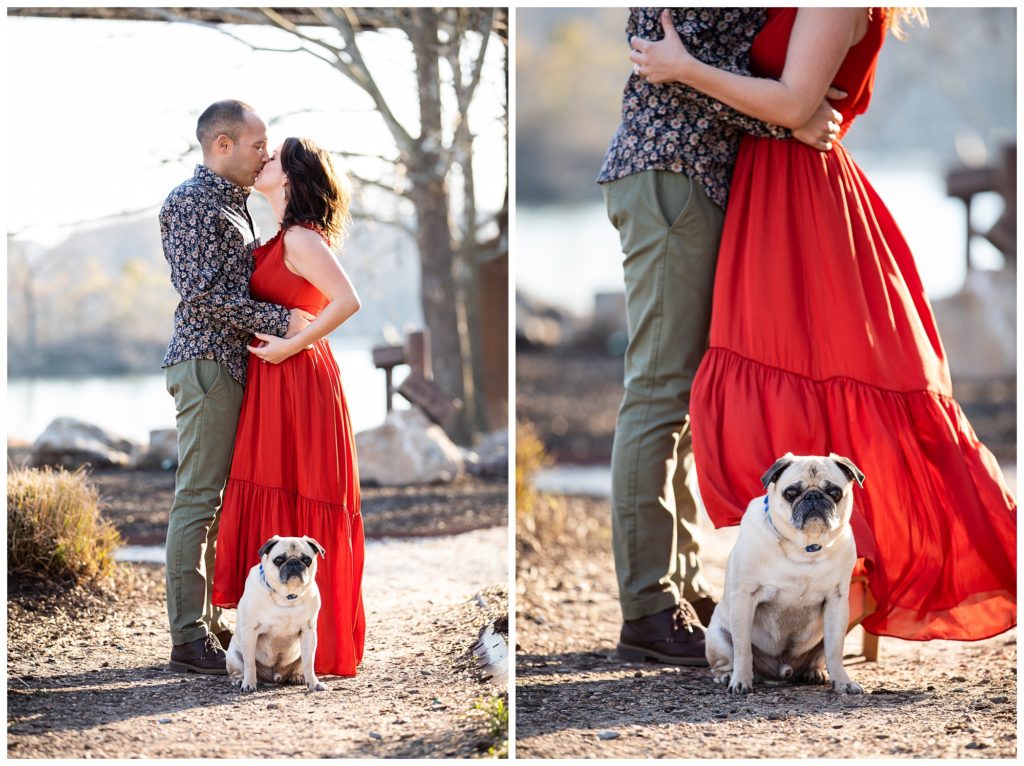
629, 9, 695, 85
247, 332, 303, 365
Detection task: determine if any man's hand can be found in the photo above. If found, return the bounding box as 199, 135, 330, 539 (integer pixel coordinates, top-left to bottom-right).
284, 307, 314, 339
630, 9, 694, 85
792, 87, 847, 151
248, 333, 302, 365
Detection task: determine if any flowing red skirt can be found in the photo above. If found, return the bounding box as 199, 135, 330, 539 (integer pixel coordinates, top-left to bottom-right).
691, 136, 1016, 641
212, 338, 365, 676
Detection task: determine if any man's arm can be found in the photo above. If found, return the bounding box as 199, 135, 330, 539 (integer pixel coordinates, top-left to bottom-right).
161, 197, 291, 338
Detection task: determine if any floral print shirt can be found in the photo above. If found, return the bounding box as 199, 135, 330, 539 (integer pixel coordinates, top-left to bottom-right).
597, 7, 789, 208
161, 164, 290, 386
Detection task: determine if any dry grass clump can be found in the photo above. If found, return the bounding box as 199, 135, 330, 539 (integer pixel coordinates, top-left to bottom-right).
516, 421, 567, 553
8, 466, 122, 583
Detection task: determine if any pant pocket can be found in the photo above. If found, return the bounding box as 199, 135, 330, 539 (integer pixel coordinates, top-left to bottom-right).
652, 170, 695, 230
192, 360, 225, 397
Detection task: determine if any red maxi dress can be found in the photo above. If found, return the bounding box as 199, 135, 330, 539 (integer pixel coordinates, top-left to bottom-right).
212, 224, 366, 676
690, 9, 1016, 641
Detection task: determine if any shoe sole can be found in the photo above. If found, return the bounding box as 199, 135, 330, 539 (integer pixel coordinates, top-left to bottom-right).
616, 642, 709, 667
168, 660, 228, 676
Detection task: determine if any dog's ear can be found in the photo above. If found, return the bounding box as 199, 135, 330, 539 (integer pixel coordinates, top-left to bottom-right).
258, 536, 281, 559
829, 453, 865, 487
304, 536, 326, 558
761, 453, 795, 490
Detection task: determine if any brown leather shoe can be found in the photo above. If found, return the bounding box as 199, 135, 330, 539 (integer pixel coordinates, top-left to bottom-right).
214, 629, 233, 651
617, 601, 708, 666
169, 635, 228, 675
690, 595, 718, 628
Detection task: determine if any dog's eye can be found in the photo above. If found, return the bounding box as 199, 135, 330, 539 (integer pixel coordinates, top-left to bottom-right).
274, 556, 286, 565
301, 556, 312, 565
827, 488, 843, 502
783, 488, 800, 502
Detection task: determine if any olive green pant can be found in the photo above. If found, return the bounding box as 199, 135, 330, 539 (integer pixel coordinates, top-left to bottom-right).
603, 170, 724, 621
164, 359, 243, 645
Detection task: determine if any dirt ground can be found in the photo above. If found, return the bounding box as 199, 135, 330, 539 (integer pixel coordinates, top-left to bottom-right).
89, 469, 507, 545
7, 472, 509, 759
516, 494, 1016, 759
515, 346, 1017, 759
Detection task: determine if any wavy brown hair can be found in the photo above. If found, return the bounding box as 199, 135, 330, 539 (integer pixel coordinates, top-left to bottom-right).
880, 7, 928, 40
280, 137, 352, 246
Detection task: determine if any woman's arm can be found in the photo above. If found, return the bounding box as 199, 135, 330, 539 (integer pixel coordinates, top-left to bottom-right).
247, 226, 361, 365
631, 8, 865, 130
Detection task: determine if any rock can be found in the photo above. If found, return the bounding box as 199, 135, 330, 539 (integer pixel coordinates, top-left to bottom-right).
516, 291, 571, 349
989, 695, 1009, 703
933, 269, 1016, 379
368, 731, 382, 740
355, 408, 464, 486
129, 429, 178, 470
31, 417, 139, 470
597, 730, 620, 740
464, 429, 508, 479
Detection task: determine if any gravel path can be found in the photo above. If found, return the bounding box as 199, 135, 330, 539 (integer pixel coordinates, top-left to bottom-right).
8, 526, 508, 759
515, 494, 1016, 759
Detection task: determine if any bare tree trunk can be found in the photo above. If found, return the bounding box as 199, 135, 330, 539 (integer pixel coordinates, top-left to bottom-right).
407, 10, 471, 443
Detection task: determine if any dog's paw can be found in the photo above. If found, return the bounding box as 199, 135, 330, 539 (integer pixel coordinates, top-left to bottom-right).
830, 680, 863, 695
798, 667, 828, 685
307, 680, 327, 692
239, 679, 258, 693
711, 672, 731, 685
727, 675, 753, 695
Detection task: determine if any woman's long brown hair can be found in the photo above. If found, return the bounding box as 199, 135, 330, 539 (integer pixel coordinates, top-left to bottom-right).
280, 137, 352, 247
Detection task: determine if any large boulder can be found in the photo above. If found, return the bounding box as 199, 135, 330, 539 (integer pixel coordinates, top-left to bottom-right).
31, 417, 140, 470
933, 269, 1016, 380
464, 429, 509, 479
355, 407, 464, 486
129, 429, 178, 470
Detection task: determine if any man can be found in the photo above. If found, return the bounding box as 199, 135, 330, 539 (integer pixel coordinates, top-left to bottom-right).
597, 9, 843, 665
161, 100, 313, 673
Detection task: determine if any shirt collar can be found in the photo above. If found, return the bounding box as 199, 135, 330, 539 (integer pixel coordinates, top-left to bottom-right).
193, 164, 251, 207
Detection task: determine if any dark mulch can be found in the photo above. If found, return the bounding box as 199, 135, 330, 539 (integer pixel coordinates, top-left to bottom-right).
87, 469, 506, 546
517, 346, 1016, 464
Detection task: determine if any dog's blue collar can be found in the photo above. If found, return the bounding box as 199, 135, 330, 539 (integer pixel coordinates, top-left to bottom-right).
259, 563, 298, 600
764, 496, 821, 553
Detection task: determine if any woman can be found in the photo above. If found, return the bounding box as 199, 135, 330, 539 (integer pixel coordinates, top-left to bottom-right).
631, 8, 1016, 641
211, 137, 365, 676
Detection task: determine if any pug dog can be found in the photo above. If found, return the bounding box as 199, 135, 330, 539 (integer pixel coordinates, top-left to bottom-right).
706, 453, 866, 695
226, 535, 327, 693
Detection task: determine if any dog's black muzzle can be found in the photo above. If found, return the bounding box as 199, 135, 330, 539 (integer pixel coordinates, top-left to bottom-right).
279, 558, 308, 582
793, 490, 838, 528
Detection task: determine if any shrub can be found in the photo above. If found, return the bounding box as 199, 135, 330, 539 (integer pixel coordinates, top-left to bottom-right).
8, 466, 122, 583
515, 420, 552, 518
472, 692, 509, 758
515, 421, 566, 552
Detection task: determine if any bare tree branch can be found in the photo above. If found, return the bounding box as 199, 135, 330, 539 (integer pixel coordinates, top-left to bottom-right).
349, 210, 414, 237
349, 172, 406, 196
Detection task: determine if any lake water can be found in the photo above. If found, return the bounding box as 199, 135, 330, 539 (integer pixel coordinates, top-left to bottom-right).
517, 161, 1005, 316
7, 338, 398, 444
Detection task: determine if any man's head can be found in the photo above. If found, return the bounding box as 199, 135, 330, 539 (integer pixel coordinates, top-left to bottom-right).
196, 100, 269, 188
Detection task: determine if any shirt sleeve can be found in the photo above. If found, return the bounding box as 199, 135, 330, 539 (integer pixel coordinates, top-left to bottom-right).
161, 194, 291, 337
